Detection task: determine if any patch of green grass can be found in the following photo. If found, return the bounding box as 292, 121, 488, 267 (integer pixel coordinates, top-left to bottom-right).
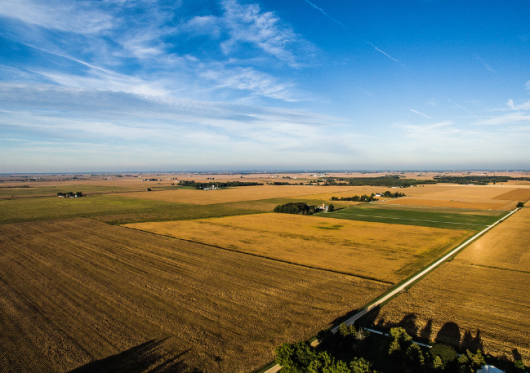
0, 195, 265, 225
315, 224, 344, 230
0, 184, 131, 197
323, 205, 505, 230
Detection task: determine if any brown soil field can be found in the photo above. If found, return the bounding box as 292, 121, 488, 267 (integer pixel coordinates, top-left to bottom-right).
456, 208, 530, 272
125, 213, 472, 283
368, 262, 530, 365
367, 208, 530, 364
493, 188, 530, 202
113, 185, 367, 205
0, 218, 387, 373
379, 197, 515, 211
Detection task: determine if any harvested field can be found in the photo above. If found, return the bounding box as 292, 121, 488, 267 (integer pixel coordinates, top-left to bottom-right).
456, 208, 530, 272
126, 213, 472, 283
379, 197, 515, 211
0, 218, 387, 373
367, 208, 530, 365
367, 262, 530, 365
493, 188, 530, 202
112, 185, 367, 205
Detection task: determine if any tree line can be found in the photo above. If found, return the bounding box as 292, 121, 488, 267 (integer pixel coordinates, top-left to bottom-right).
330, 191, 405, 202
274, 323, 526, 373
323, 176, 435, 187
433, 176, 530, 185
177, 180, 262, 189
57, 192, 84, 197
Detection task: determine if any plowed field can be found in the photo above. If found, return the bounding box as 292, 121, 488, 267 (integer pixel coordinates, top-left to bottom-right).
0, 218, 387, 373
493, 188, 530, 202
126, 214, 472, 283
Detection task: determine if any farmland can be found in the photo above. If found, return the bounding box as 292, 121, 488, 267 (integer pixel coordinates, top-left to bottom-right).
1, 174, 529, 372
125, 213, 473, 283
366, 208, 530, 365
324, 204, 505, 230
0, 218, 387, 373
112, 185, 375, 205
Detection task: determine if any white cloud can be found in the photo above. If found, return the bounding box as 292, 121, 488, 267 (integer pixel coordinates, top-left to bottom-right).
408, 109, 431, 119
476, 113, 530, 125
476, 56, 496, 74
200, 66, 296, 101
507, 99, 517, 110
221, 0, 314, 67
0, 0, 115, 34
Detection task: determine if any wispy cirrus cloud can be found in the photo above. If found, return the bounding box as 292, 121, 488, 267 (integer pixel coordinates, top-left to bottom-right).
221, 0, 315, 67
0, 0, 115, 34
408, 109, 431, 119
476, 56, 496, 74
303, 0, 345, 28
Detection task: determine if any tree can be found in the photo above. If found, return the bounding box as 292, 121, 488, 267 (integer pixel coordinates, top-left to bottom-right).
328, 204, 335, 212
517, 202, 525, 208
146, 188, 152, 191
404, 343, 426, 372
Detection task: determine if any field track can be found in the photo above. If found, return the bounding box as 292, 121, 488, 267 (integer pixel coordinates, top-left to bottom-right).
262, 208, 521, 373
0, 218, 387, 373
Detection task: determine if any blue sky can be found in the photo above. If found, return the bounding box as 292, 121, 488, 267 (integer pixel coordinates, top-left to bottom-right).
1, 0, 529, 172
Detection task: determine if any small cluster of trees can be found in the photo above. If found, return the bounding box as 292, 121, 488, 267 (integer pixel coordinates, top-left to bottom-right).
274, 325, 498, 373
274, 202, 314, 215
331, 194, 376, 202
57, 192, 83, 197
177, 180, 262, 189
330, 191, 405, 202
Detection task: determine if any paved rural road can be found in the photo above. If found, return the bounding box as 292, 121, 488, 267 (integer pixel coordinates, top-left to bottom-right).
262, 207, 520, 373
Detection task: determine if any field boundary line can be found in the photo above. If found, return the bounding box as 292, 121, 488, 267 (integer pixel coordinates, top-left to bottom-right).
121, 225, 394, 286
260, 207, 520, 373
328, 212, 489, 226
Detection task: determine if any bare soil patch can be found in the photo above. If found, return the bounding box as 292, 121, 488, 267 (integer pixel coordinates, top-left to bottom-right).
0, 218, 386, 373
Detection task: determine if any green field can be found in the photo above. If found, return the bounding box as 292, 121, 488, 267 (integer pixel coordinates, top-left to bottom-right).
0, 195, 267, 225
0, 184, 132, 198
322, 204, 506, 230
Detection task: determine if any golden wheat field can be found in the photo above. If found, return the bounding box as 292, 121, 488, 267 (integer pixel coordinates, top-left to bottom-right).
125, 213, 472, 283
456, 207, 530, 271
114, 185, 368, 205
375, 184, 528, 211
368, 208, 530, 364
368, 262, 530, 364
0, 218, 387, 373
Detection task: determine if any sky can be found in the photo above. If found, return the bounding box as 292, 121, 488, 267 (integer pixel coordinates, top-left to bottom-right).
0, 0, 529, 172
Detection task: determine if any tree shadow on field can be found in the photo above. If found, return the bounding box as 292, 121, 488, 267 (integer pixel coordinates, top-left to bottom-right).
461, 329, 484, 353
69, 339, 202, 373
419, 319, 433, 341
435, 322, 461, 347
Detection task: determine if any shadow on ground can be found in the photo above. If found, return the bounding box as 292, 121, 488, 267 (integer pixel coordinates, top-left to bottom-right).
69, 338, 203, 373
